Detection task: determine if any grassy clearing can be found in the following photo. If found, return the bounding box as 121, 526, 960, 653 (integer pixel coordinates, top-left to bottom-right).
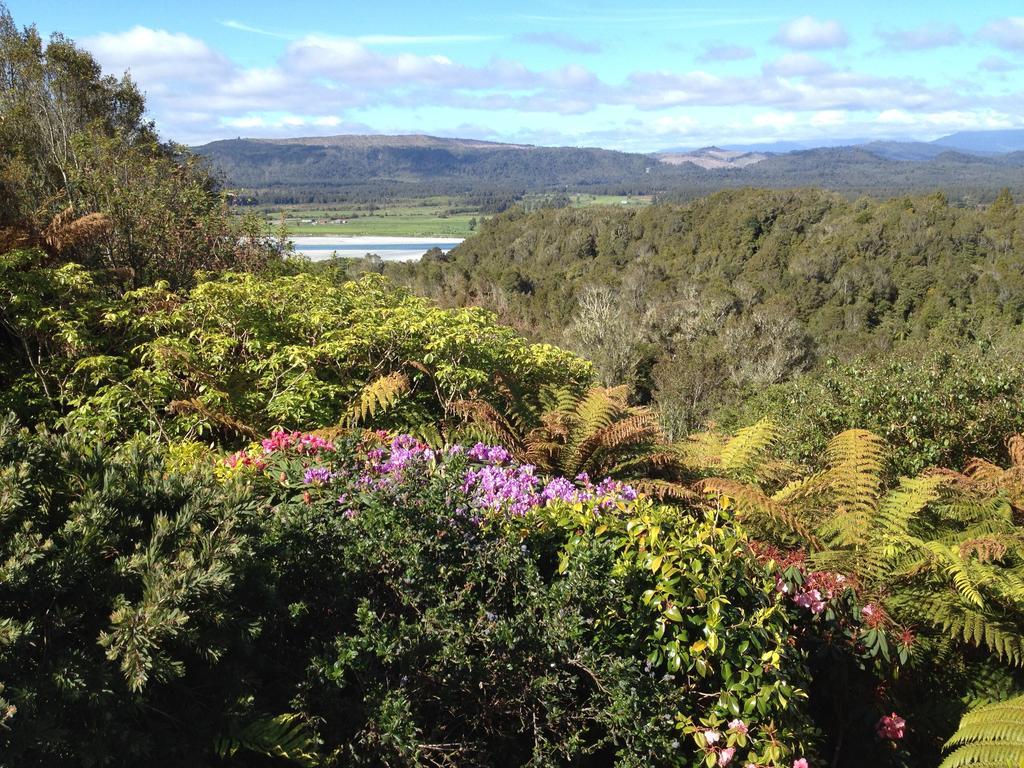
254, 193, 653, 237
257, 197, 480, 236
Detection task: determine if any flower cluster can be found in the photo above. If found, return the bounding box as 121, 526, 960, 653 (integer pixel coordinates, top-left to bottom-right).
374, 435, 435, 474
458, 448, 640, 520
876, 712, 905, 740
861, 602, 885, 628
261, 430, 335, 455
466, 442, 510, 464
779, 570, 848, 615
303, 466, 334, 485
462, 463, 542, 517
229, 432, 640, 523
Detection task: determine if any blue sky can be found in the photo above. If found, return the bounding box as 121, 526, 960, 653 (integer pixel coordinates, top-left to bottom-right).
10, 0, 1024, 150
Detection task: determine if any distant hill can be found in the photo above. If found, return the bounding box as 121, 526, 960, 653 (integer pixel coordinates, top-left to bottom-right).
196, 134, 664, 200
932, 129, 1024, 154
654, 146, 768, 169
194, 132, 1024, 204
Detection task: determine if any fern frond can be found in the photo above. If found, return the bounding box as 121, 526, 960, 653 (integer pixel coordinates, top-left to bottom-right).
699, 477, 819, 546
719, 418, 780, 479
346, 372, 410, 427
215, 713, 319, 766
166, 398, 259, 438
631, 478, 698, 502
452, 398, 523, 453
942, 694, 1024, 768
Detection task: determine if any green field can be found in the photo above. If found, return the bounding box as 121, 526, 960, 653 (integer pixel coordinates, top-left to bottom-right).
256, 197, 480, 236
255, 193, 653, 237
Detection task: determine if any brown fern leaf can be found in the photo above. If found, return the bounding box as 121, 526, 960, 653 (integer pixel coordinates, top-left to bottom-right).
698, 477, 820, 546
959, 536, 1009, 564
1009, 435, 1024, 469
574, 413, 661, 475
453, 398, 525, 455
632, 478, 698, 502
42, 209, 111, 254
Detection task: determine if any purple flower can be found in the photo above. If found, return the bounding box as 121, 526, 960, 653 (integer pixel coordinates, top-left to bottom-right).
303, 466, 333, 485
541, 476, 582, 504
462, 463, 542, 517
467, 442, 511, 464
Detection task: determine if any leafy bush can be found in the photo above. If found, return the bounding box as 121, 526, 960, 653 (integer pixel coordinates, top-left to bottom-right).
730, 343, 1024, 479
0, 270, 592, 443
695, 423, 1024, 766
0, 417, 815, 766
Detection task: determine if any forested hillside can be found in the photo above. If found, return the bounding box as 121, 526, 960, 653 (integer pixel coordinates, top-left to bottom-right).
387, 188, 1024, 436
196, 134, 1024, 204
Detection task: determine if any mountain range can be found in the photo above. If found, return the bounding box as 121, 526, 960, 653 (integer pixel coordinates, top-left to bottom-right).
194, 129, 1024, 204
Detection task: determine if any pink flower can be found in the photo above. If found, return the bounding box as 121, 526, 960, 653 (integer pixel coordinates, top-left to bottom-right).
793, 759, 809, 768
703, 729, 721, 745
793, 588, 826, 614
718, 747, 736, 766
862, 602, 885, 628
728, 718, 748, 734
876, 713, 906, 740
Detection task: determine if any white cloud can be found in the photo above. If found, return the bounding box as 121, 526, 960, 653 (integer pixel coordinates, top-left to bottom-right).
810, 110, 846, 127
979, 55, 1018, 72
650, 115, 699, 134
697, 44, 755, 62
878, 23, 962, 51
978, 17, 1024, 51
220, 20, 294, 40
763, 53, 834, 77
773, 16, 848, 50
84, 26, 231, 82
78, 22, 1014, 147
876, 109, 916, 124
752, 112, 797, 129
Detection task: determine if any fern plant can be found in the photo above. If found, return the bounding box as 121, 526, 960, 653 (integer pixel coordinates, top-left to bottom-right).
456, 384, 693, 499
702, 427, 1024, 667
699, 426, 1024, 764
941, 694, 1024, 768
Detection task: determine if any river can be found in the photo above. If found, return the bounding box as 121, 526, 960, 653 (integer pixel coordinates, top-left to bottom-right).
290, 236, 464, 262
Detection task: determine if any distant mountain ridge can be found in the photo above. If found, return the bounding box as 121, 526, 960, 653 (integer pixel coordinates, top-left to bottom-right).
654, 146, 768, 169
193, 130, 1024, 204
662, 128, 1024, 158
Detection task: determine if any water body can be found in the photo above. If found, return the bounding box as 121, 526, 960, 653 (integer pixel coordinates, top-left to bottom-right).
291, 236, 464, 262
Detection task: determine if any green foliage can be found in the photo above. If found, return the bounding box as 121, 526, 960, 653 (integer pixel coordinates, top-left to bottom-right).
459, 384, 692, 499
738, 343, 1024, 479
941, 695, 1024, 768
701, 423, 1024, 764
0, 270, 589, 443
389, 190, 1024, 452
0, 414, 263, 765
0, 417, 816, 766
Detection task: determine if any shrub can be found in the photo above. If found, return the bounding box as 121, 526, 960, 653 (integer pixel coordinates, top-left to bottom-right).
0, 417, 815, 766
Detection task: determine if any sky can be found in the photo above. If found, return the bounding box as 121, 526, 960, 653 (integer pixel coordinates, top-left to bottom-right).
10, 0, 1024, 151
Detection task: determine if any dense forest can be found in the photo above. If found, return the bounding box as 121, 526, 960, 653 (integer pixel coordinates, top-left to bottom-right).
197, 135, 1024, 205
4, 5, 1024, 768
386, 189, 1024, 451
